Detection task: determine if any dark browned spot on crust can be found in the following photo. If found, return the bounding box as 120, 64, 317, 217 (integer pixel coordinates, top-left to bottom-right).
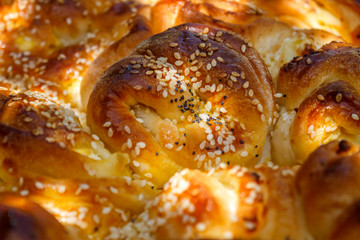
337, 140, 351, 154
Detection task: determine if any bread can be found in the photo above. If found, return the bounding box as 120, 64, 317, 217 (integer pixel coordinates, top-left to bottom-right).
87, 23, 275, 186
0, 0, 360, 239
118, 140, 360, 240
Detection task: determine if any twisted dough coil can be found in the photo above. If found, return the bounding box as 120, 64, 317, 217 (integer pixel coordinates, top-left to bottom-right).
0, 0, 148, 107
272, 42, 360, 165
0, 87, 158, 238
0, 0, 360, 239
87, 23, 275, 186
119, 140, 360, 240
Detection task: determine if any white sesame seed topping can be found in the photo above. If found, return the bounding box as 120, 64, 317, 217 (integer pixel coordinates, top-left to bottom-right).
108, 127, 114, 137
103, 121, 111, 127
336, 93, 342, 102
170, 42, 179, 47
124, 125, 131, 134
243, 81, 249, 88
241, 151, 248, 157
352, 113, 359, 120
317, 94, 325, 101
137, 142, 146, 149
109, 186, 119, 194
20, 190, 29, 196
241, 45, 246, 53
165, 143, 174, 149
217, 56, 225, 63
66, 17, 72, 25
35, 181, 44, 190
162, 90, 168, 98
220, 107, 227, 113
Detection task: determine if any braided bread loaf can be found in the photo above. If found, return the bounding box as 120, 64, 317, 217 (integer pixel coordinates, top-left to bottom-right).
1, 0, 360, 239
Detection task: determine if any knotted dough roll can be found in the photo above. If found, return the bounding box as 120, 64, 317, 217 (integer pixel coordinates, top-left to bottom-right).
87, 23, 275, 186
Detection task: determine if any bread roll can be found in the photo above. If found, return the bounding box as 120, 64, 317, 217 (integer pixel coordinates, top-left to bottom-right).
87, 23, 275, 185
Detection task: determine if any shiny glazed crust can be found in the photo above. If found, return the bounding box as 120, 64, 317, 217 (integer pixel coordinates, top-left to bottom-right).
87, 23, 275, 185
1, 0, 360, 239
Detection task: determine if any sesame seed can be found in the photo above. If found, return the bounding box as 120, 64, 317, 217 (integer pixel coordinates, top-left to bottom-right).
20, 190, 29, 196
336, 93, 342, 102
230, 75, 237, 82
217, 57, 225, 63
108, 128, 114, 137
146, 70, 154, 75
124, 125, 131, 134
174, 52, 181, 60
261, 114, 266, 122
109, 186, 119, 194
206, 63, 212, 70
241, 45, 246, 53
103, 121, 111, 127
227, 80, 233, 87
102, 207, 111, 215
306, 58, 312, 64
175, 60, 183, 66
241, 151, 248, 157
200, 52, 207, 57
200, 141, 206, 150
352, 113, 359, 120
137, 142, 146, 149
190, 66, 198, 72
23, 117, 33, 122
211, 59, 217, 67
169, 42, 178, 47
196, 222, 207, 231
66, 17, 72, 25
220, 107, 227, 113
274, 93, 283, 98
133, 160, 140, 167
127, 138, 132, 148
243, 81, 249, 88
35, 181, 44, 189
59, 142, 66, 149
257, 104, 263, 113
165, 143, 173, 149
203, 27, 210, 34
136, 118, 144, 123
162, 90, 168, 98
240, 71, 246, 79
244, 221, 256, 230
248, 89, 254, 97
199, 43, 206, 49
216, 31, 223, 37
317, 94, 325, 101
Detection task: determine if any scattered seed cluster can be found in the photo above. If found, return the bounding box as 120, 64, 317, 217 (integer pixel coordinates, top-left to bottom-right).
101, 25, 271, 172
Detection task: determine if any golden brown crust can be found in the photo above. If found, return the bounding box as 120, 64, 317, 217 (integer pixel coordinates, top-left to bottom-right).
272, 43, 360, 164
0, 0, 146, 107
87, 23, 275, 186
0, 193, 87, 240
290, 81, 360, 163
296, 140, 360, 240
81, 15, 153, 110
278, 42, 360, 110
120, 164, 307, 239
0, 88, 158, 238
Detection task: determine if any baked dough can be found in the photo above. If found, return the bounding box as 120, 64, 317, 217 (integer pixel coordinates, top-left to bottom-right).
0, 0, 360, 239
